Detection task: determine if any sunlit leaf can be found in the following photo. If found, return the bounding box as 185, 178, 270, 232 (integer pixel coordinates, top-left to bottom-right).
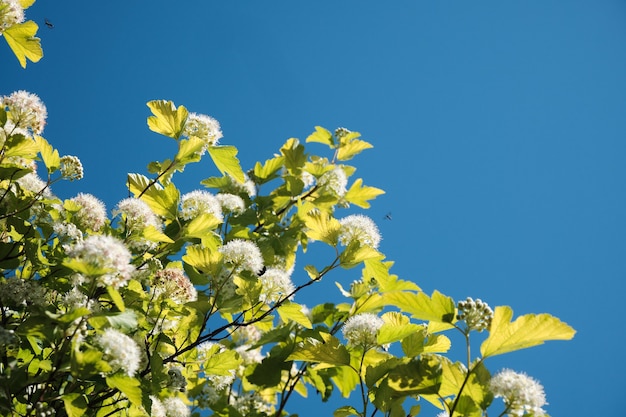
340, 242, 382, 269
281, 138, 307, 172
3, 21, 42, 68
205, 349, 242, 376
384, 290, 456, 323
333, 406, 360, 417
288, 333, 350, 366
378, 312, 423, 345
277, 301, 313, 329
343, 178, 385, 209
208, 145, 245, 183
4, 134, 39, 158
304, 210, 341, 246
481, 306, 576, 358
337, 138, 373, 161
106, 286, 125, 312
306, 126, 334, 147
106, 374, 142, 406
254, 155, 284, 183
142, 225, 174, 243
146, 100, 188, 139
63, 393, 88, 417
35, 135, 60, 173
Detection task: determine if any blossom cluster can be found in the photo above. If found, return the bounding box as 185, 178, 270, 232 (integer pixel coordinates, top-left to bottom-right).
490, 369, 547, 416
1, 90, 47, 134
457, 297, 493, 332
342, 313, 384, 350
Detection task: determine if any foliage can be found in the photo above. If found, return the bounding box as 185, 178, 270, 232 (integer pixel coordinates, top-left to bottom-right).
1, 11, 575, 417
1, 0, 43, 68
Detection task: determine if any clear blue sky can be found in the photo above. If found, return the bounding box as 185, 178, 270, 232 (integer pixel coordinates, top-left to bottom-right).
5, 1, 625, 416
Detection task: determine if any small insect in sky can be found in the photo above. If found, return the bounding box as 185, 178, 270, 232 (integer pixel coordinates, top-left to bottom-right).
44, 18, 54, 29
384, 212, 392, 221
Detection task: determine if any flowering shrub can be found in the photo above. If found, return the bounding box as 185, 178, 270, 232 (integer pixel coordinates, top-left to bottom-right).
1, 26, 575, 417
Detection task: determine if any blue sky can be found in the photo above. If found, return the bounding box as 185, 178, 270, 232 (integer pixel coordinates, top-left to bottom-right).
4, 1, 626, 415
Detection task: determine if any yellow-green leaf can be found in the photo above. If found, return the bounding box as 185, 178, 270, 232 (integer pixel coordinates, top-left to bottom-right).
480, 306, 576, 358
208, 145, 245, 183
378, 312, 423, 345
337, 138, 373, 161
19, 0, 36, 8
127, 174, 179, 220
344, 178, 385, 208
288, 333, 350, 366
35, 135, 60, 173
306, 126, 334, 147
254, 155, 284, 183
106, 286, 125, 312
277, 301, 313, 329
146, 100, 188, 139
304, 211, 341, 246
3, 21, 42, 68
105, 375, 142, 405
142, 225, 174, 243
63, 393, 88, 417
384, 290, 456, 323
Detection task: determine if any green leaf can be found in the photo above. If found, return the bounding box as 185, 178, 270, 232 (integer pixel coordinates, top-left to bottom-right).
343, 178, 385, 209
175, 137, 204, 165
378, 312, 423, 346
277, 301, 313, 329
288, 333, 350, 366
106, 286, 125, 312
480, 306, 576, 358
306, 126, 334, 147
3, 21, 42, 68
146, 100, 188, 139
340, 242, 382, 269
142, 225, 174, 243
208, 145, 245, 183
334, 406, 360, 417
304, 211, 341, 246
185, 213, 221, 238
4, 134, 39, 158
127, 174, 180, 220
253, 155, 285, 183
337, 138, 373, 161
35, 135, 60, 173
106, 374, 143, 406
384, 290, 456, 323
205, 348, 242, 376
281, 138, 308, 172
63, 393, 88, 417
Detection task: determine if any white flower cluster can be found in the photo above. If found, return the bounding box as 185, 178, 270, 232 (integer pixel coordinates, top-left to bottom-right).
1, 90, 47, 134
339, 214, 381, 248
490, 369, 547, 417
114, 198, 159, 223
66, 235, 135, 288
180, 190, 223, 222
95, 328, 141, 377
216, 193, 246, 215
318, 166, 347, 197
219, 239, 264, 274
342, 313, 384, 350
183, 112, 223, 150
151, 268, 197, 304
259, 267, 295, 303
457, 297, 493, 332
70, 193, 107, 232
59, 155, 84, 181
162, 396, 190, 417
0, 0, 24, 33
0, 278, 46, 308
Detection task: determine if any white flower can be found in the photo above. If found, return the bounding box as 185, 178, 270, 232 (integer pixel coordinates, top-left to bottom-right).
216, 193, 245, 215
259, 267, 295, 303
149, 396, 166, 417
66, 235, 134, 288
0, 0, 24, 33
16, 172, 51, 197
180, 190, 223, 222
70, 193, 107, 231
339, 214, 381, 248
0, 278, 46, 308
457, 297, 493, 332
2, 90, 47, 134
162, 396, 190, 417
183, 112, 222, 149
342, 313, 384, 349
319, 166, 348, 197
490, 369, 547, 417
219, 239, 264, 274
96, 328, 141, 377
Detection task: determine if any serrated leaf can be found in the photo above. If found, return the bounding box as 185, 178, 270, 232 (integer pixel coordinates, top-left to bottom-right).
142, 225, 174, 243
384, 290, 456, 323
254, 156, 284, 183
3, 21, 42, 68
304, 211, 341, 245
288, 333, 350, 366
185, 212, 221, 237
106, 374, 142, 405
334, 406, 360, 417
4, 134, 39, 158
281, 138, 307, 172
340, 242, 382, 269
337, 138, 373, 161
378, 312, 423, 345
63, 393, 88, 417
146, 100, 188, 139
127, 174, 180, 220
480, 306, 576, 358
277, 301, 312, 329
35, 135, 60, 173
175, 137, 204, 166
208, 145, 245, 183
306, 126, 334, 147
205, 349, 242, 376
344, 178, 385, 209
